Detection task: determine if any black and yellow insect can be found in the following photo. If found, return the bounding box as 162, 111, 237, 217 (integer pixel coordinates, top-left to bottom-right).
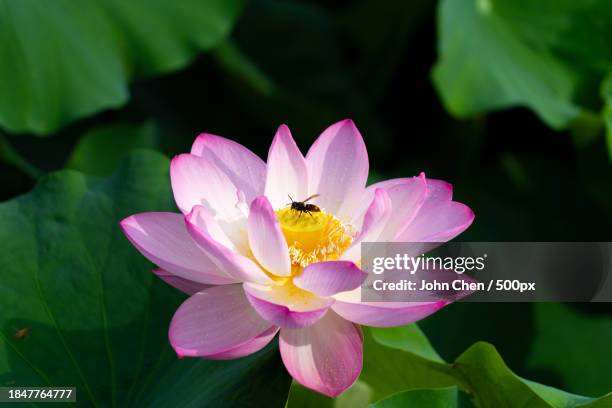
287, 194, 321, 217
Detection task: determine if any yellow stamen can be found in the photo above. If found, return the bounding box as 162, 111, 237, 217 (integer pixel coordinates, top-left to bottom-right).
275, 207, 353, 273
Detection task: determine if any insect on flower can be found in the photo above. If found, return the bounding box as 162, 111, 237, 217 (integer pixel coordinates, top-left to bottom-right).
120, 119, 475, 397
288, 194, 321, 217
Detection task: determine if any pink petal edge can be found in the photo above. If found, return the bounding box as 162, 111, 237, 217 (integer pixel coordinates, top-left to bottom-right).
247, 196, 291, 276
169, 284, 274, 357
119, 212, 236, 285
152, 268, 209, 295
243, 283, 333, 329
305, 119, 369, 222
293, 261, 367, 297
185, 207, 272, 284
331, 299, 448, 327
264, 124, 309, 210
191, 133, 266, 202
279, 311, 363, 397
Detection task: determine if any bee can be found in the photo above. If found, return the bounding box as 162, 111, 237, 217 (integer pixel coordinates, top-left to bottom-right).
287, 194, 321, 217
13, 328, 30, 340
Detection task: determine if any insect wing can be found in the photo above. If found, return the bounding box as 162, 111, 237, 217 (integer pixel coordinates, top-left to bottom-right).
302, 194, 320, 203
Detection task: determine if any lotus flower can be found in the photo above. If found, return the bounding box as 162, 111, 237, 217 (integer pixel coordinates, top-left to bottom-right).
120, 120, 474, 397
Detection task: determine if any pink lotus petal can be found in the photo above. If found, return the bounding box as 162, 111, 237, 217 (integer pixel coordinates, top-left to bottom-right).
294, 261, 367, 297
395, 201, 474, 242
279, 311, 362, 397
248, 196, 291, 277
264, 125, 309, 210
184, 205, 238, 249
205, 326, 279, 360
170, 154, 240, 217
169, 284, 275, 357
423, 178, 453, 202
352, 174, 426, 226
244, 282, 333, 328
332, 288, 448, 327
342, 188, 392, 262
306, 119, 368, 222
357, 188, 392, 241
120, 213, 236, 285
378, 174, 428, 240
191, 133, 266, 202
352, 177, 411, 221
186, 207, 273, 284
152, 268, 209, 295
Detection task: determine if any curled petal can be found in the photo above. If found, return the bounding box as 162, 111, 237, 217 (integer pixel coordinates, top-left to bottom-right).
306, 119, 368, 222
120, 212, 236, 285
169, 284, 276, 357
265, 125, 309, 210
191, 133, 266, 202
355, 176, 472, 243
351, 174, 428, 237
186, 206, 272, 284
248, 196, 291, 276
184, 204, 236, 249
342, 188, 392, 262
352, 177, 411, 222
279, 311, 362, 397
293, 261, 367, 297
244, 282, 333, 328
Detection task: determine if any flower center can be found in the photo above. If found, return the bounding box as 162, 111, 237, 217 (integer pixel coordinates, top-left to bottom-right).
275, 207, 353, 273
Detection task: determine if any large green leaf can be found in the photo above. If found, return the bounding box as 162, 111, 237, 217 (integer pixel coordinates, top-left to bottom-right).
452, 342, 602, 408
285, 324, 456, 407
0, 150, 291, 407
433, 0, 580, 128
363, 325, 611, 407
0, 0, 245, 135
370, 387, 474, 408
284, 380, 371, 408
287, 322, 612, 407
528, 304, 612, 397
361, 326, 459, 401
287, 323, 612, 407
66, 122, 159, 176
432, 0, 612, 134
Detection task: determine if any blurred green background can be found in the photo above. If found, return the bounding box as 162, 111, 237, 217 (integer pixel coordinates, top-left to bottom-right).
1, 0, 611, 406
